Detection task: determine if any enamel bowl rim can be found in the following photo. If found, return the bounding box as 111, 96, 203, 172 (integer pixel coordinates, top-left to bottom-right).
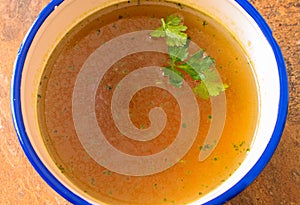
10, 0, 288, 204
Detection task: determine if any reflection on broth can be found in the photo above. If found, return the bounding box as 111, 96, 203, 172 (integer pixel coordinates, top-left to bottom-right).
37, 1, 258, 204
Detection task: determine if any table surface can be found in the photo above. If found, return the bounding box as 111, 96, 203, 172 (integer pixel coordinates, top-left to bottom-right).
0, 0, 299, 204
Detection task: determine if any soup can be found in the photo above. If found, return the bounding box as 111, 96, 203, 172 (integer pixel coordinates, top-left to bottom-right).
37, 0, 258, 204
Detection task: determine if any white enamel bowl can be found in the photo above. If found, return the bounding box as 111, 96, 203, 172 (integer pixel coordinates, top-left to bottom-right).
11, 0, 288, 204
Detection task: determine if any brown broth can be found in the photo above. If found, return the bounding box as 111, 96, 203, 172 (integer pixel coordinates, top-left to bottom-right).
37, 1, 258, 204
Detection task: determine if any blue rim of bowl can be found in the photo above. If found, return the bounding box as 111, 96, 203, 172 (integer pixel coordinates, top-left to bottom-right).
10, 0, 288, 204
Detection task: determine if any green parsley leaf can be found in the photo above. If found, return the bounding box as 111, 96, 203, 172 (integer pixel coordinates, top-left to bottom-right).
204, 80, 227, 97
200, 68, 228, 97
165, 25, 187, 47
193, 81, 210, 100
201, 66, 219, 81
177, 63, 200, 81
150, 27, 165, 38
166, 15, 182, 25
187, 50, 214, 73
150, 16, 187, 47
150, 14, 229, 99
168, 44, 189, 62
163, 66, 184, 88
187, 50, 204, 65
165, 43, 189, 86
186, 50, 228, 98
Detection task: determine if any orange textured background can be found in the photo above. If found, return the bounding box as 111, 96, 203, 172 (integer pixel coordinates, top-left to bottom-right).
0, 0, 299, 204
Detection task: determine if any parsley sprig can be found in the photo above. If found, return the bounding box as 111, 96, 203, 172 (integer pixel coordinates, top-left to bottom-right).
150, 15, 228, 99
150, 15, 188, 47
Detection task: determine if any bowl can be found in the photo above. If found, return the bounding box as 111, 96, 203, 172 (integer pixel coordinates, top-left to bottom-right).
11, 0, 288, 204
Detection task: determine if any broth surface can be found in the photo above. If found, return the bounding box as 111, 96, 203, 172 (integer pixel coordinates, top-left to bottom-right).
37, 1, 258, 204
